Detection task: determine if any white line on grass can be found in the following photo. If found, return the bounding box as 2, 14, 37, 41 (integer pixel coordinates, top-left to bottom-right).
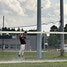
0, 60, 67, 64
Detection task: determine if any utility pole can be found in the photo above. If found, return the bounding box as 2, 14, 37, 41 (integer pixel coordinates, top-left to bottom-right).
37, 0, 42, 58
3, 16, 4, 28
60, 0, 64, 56
2, 16, 5, 50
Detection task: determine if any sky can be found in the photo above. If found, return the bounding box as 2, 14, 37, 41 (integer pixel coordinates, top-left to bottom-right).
0, 0, 67, 32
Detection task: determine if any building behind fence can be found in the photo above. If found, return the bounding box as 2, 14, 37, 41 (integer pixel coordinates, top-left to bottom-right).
0, 34, 37, 51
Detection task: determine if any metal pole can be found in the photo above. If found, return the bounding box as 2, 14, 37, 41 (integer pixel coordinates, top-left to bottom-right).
60, 0, 64, 56
37, 0, 42, 58
3, 16, 4, 28
2, 16, 5, 50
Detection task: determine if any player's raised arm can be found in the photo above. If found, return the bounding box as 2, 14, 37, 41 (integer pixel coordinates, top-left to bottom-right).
24, 31, 28, 38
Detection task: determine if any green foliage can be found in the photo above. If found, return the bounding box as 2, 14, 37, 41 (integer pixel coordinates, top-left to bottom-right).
50, 25, 59, 32
49, 24, 67, 47
49, 25, 60, 48
48, 35, 60, 48
17, 27, 20, 31
29, 29, 37, 32
64, 24, 67, 32
64, 24, 67, 40
2, 27, 8, 31
1, 27, 24, 31
10, 28, 15, 31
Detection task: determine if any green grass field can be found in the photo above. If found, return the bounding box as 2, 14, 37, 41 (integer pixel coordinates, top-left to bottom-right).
0, 50, 67, 61
0, 50, 67, 67
0, 62, 67, 67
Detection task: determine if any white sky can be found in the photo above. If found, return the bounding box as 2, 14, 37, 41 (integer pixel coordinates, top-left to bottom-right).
0, 0, 67, 32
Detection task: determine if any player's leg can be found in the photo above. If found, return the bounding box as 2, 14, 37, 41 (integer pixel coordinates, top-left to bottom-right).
21, 45, 25, 57
18, 45, 23, 57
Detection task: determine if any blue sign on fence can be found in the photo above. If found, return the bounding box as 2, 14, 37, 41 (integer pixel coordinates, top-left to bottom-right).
0, 35, 12, 39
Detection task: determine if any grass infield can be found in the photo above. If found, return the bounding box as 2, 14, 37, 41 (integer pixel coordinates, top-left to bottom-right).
0, 50, 67, 61
0, 51, 67, 67
0, 62, 67, 67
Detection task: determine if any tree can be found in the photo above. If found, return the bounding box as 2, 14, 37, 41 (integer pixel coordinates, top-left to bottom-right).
48, 35, 60, 48
50, 25, 58, 32
7, 28, 11, 31
2, 27, 8, 31
48, 25, 60, 48
64, 24, 67, 43
64, 24, 67, 32
17, 27, 20, 31
21, 28, 24, 31
29, 29, 37, 32
11, 28, 15, 31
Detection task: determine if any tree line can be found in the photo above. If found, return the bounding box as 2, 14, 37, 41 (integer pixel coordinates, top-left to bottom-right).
0, 24, 67, 49
0, 27, 24, 31
0, 27, 37, 32
48, 24, 67, 49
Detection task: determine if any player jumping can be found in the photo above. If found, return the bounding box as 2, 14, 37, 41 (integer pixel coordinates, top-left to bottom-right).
18, 31, 27, 57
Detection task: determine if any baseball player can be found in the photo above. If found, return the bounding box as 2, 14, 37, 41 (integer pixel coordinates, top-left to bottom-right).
18, 31, 27, 57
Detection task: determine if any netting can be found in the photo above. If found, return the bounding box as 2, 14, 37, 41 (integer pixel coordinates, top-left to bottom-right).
0, 0, 67, 66
0, 31, 67, 61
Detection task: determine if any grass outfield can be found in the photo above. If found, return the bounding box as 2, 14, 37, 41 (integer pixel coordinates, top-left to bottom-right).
0, 50, 67, 61
0, 62, 67, 67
